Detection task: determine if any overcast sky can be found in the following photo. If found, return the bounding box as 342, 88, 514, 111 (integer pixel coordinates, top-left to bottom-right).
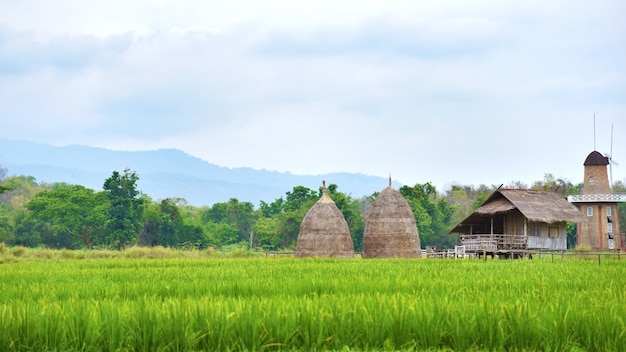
1, 0, 624, 191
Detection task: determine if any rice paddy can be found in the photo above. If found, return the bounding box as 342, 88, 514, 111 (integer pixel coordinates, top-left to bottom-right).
1, 253, 624, 351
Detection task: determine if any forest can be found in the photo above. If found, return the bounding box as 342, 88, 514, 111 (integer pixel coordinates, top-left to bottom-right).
1, 165, 624, 251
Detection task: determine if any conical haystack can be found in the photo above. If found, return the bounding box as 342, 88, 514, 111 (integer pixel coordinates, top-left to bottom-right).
296, 181, 355, 258
362, 178, 421, 258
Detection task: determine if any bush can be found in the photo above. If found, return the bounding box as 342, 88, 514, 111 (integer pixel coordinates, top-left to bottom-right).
11, 246, 27, 257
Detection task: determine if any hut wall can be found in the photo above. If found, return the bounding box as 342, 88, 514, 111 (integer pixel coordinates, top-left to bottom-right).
503, 210, 527, 249
527, 221, 567, 250
504, 210, 525, 236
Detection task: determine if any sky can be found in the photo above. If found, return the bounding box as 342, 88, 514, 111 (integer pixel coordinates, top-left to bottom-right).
1, 0, 625, 191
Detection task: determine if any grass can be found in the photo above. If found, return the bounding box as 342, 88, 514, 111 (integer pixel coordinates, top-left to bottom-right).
0, 251, 624, 351
0, 244, 266, 263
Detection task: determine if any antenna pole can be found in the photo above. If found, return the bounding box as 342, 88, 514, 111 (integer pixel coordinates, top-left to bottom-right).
610, 123, 613, 157
594, 112, 596, 150
609, 123, 614, 192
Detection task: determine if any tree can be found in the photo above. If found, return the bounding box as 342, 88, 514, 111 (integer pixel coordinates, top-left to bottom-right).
326, 184, 365, 252
400, 183, 455, 249
276, 186, 318, 248
0, 165, 10, 194
103, 169, 143, 249
259, 198, 284, 217
0, 175, 44, 207
26, 184, 109, 249
283, 186, 318, 212
532, 173, 580, 196
202, 198, 257, 245
13, 209, 45, 247
613, 179, 626, 234
252, 216, 281, 250
137, 198, 210, 248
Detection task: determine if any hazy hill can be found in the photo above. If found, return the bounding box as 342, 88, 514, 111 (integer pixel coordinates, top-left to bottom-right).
0, 138, 399, 206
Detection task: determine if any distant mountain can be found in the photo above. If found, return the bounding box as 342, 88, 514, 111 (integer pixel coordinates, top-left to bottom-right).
0, 138, 400, 206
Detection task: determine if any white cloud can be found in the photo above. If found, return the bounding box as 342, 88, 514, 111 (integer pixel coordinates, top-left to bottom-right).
1, 0, 625, 190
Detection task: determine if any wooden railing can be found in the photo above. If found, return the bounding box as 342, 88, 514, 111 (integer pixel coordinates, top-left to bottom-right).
460, 234, 526, 251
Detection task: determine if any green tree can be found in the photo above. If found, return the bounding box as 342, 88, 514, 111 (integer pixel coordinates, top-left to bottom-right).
0, 165, 10, 194
277, 186, 318, 248
284, 186, 318, 212
532, 173, 581, 196
103, 169, 143, 249
156, 198, 183, 246
259, 198, 284, 217
26, 184, 109, 249
138, 198, 210, 248
0, 212, 15, 245
326, 184, 365, 252
0, 175, 45, 208
400, 183, 455, 249
252, 216, 281, 250
205, 221, 239, 245
202, 198, 257, 245
0, 175, 52, 247
13, 209, 45, 247
613, 179, 626, 234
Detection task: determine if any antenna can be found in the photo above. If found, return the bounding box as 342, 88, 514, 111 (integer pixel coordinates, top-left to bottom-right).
610, 123, 613, 160
593, 112, 596, 150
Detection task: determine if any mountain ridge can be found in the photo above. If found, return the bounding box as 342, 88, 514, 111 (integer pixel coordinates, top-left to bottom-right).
0, 138, 400, 206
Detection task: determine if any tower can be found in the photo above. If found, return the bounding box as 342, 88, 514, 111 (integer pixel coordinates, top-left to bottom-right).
568, 151, 626, 249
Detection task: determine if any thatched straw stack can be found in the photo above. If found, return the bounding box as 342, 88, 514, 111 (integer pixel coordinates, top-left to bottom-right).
362, 178, 421, 258
296, 181, 355, 258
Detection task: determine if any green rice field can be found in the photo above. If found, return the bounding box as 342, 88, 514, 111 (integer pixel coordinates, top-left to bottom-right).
1, 251, 625, 351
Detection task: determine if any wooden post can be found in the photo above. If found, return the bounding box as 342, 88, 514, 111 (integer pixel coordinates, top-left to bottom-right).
490, 217, 494, 244
483, 250, 487, 263
598, 253, 601, 265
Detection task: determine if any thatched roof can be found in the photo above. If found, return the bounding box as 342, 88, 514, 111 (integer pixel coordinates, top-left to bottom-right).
296, 181, 354, 258
450, 189, 586, 233
362, 179, 421, 258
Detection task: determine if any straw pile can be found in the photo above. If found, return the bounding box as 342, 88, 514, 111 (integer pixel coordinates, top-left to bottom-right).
362, 180, 421, 258
296, 181, 354, 258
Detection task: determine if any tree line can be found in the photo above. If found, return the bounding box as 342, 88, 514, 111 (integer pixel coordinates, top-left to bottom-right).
1, 165, 624, 251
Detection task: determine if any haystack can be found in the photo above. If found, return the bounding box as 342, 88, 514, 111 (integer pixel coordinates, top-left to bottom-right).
362, 178, 421, 258
296, 181, 355, 258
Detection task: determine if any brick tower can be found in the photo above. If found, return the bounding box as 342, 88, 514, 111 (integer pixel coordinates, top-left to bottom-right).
568, 151, 625, 249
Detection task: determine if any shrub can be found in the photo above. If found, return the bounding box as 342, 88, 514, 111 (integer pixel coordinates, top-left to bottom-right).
11, 246, 27, 257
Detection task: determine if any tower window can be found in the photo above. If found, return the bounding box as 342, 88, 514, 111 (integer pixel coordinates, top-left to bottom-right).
608, 222, 613, 233
589, 176, 594, 183
587, 207, 593, 216
607, 207, 612, 217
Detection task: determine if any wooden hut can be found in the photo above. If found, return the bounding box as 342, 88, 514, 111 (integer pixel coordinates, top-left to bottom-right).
450, 189, 585, 256
295, 181, 354, 258
362, 178, 421, 258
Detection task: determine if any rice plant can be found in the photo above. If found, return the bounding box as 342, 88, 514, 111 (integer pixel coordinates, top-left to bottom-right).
0, 257, 624, 351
